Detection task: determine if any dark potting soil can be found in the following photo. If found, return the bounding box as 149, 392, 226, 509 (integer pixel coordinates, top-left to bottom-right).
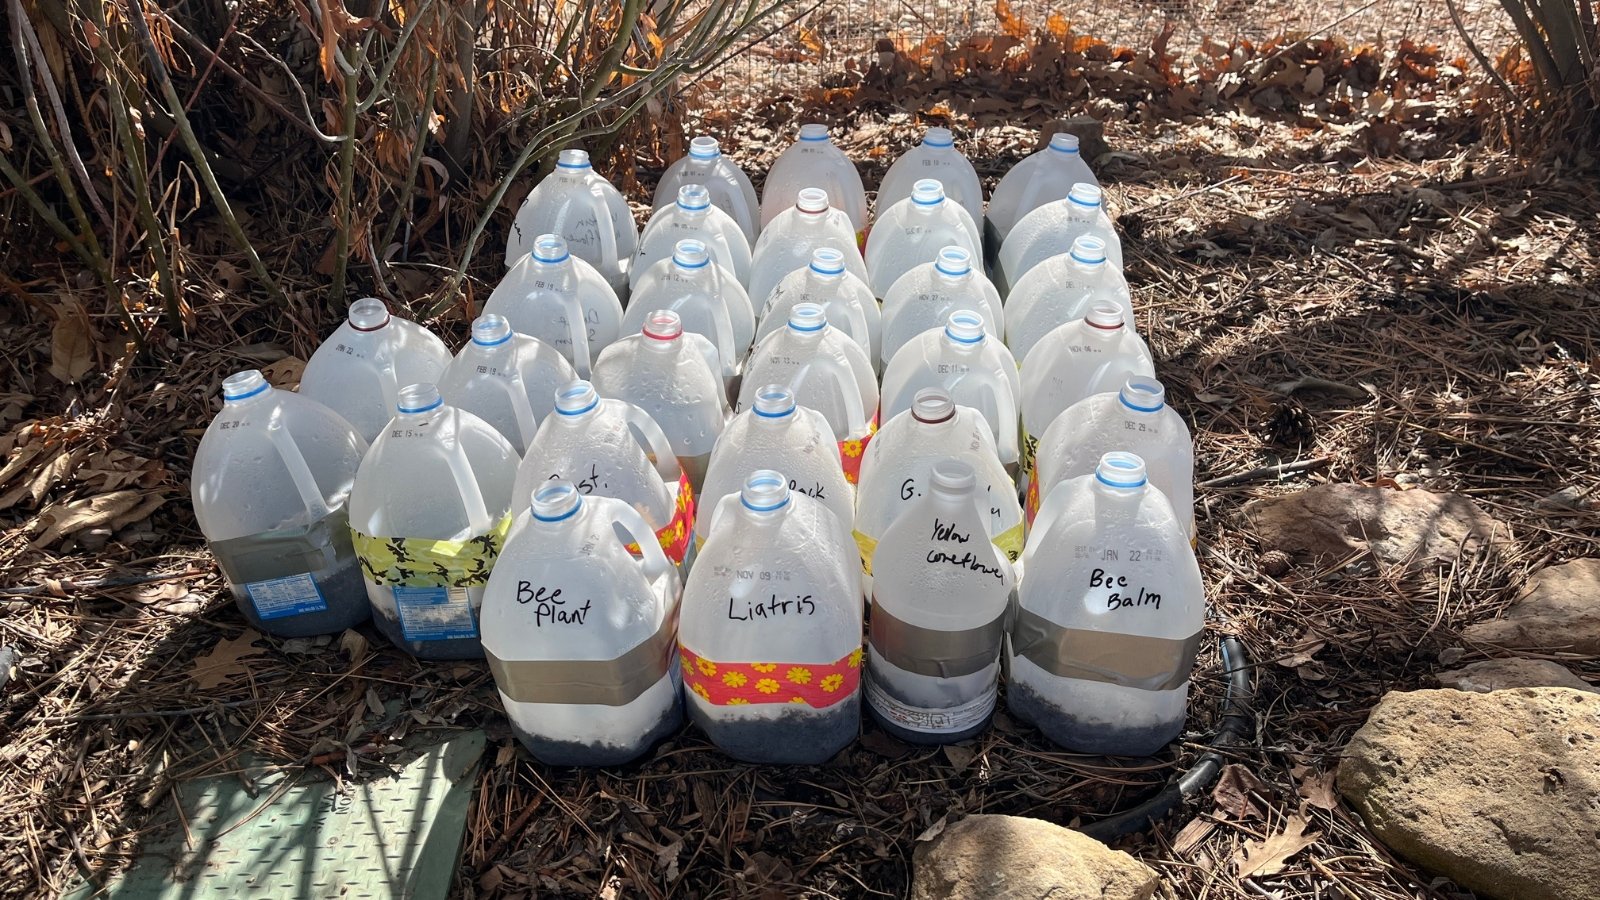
372, 605, 485, 661
1005, 679, 1182, 758
511, 696, 684, 767
689, 694, 861, 765
225, 550, 370, 639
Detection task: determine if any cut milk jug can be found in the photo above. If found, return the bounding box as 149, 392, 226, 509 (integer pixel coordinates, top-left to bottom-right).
299, 298, 451, 443
623, 238, 754, 386
864, 179, 982, 298
756, 247, 881, 370
635, 184, 753, 288
696, 385, 853, 551
483, 234, 624, 378
193, 370, 371, 637
652, 136, 761, 244
1030, 377, 1194, 539
759, 124, 868, 241
506, 148, 638, 298
748, 187, 870, 314
880, 311, 1022, 469
855, 389, 1024, 588
512, 381, 695, 568
985, 133, 1099, 250
866, 459, 1014, 744
590, 311, 729, 492
1019, 304, 1154, 475
437, 314, 578, 454
679, 471, 863, 764
480, 481, 683, 766
348, 384, 519, 660
736, 303, 877, 482
876, 127, 984, 231
878, 247, 1004, 369
1004, 235, 1132, 364
995, 182, 1121, 297
1007, 452, 1205, 756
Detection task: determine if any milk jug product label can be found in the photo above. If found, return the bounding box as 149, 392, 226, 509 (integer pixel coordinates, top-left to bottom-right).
393, 585, 479, 642
864, 674, 994, 734
244, 573, 327, 621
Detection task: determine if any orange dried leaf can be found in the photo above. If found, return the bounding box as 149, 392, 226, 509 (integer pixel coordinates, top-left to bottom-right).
995, 0, 1029, 39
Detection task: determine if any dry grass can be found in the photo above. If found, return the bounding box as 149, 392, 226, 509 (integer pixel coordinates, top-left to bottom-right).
3, 20, 1600, 900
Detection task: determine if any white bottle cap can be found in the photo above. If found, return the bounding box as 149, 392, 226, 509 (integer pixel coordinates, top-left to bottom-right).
1085, 303, 1125, 331
796, 187, 831, 214
1119, 377, 1166, 413
557, 148, 592, 170
912, 388, 956, 424
944, 310, 986, 345
348, 297, 391, 332
1069, 235, 1108, 266
740, 469, 791, 512
798, 123, 829, 142
221, 369, 270, 403
1048, 133, 1081, 154
471, 314, 514, 347
923, 126, 954, 148
911, 179, 946, 206
531, 480, 582, 522
677, 184, 712, 212
788, 302, 827, 333
673, 239, 710, 270
532, 234, 570, 264
934, 246, 972, 278
1095, 451, 1148, 489
752, 385, 797, 418
642, 310, 684, 341
1068, 182, 1103, 209
554, 380, 600, 416
396, 383, 443, 415
809, 247, 846, 276
689, 136, 721, 159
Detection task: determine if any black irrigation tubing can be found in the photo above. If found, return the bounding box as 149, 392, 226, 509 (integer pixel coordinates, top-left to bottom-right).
0, 569, 204, 598
1079, 635, 1256, 842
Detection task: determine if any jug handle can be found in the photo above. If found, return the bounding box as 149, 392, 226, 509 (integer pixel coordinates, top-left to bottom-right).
974, 377, 1019, 463
547, 287, 593, 379
348, 336, 400, 419
591, 183, 621, 275
495, 351, 541, 449
790, 351, 865, 438
265, 408, 332, 522
667, 295, 737, 382
1028, 477, 1072, 555
442, 408, 494, 535
607, 499, 674, 589
617, 400, 684, 485
839, 299, 871, 356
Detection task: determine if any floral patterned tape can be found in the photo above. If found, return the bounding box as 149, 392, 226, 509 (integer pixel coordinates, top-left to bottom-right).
678, 644, 862, 709
623, 471, 696, 564
838, 412, 880, 485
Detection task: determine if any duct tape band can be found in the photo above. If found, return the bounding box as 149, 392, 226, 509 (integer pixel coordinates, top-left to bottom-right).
484, 609, 677, 707
868, 601, 1007, 678
1010, 607, 1204, 692
351, 513, 513, 588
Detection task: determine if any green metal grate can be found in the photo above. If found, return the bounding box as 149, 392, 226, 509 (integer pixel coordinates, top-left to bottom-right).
70, 730, 484, 900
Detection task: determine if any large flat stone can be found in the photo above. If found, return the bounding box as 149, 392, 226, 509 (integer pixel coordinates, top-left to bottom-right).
1339, 688, 1600, 900
911, 814, 1158, 900
1464, 558, 1600, 654
1437, 658, 1595, 694
1243, 485, 1496, 567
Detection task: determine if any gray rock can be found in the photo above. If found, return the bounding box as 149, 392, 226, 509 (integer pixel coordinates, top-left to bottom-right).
911, 814, 1158, 900
1243, 485, 1497, 568
1437, 658, 1595, 694
1035, 116, 1110, 163
1339, 688, 1600, 900
1463, 559, 1600, 655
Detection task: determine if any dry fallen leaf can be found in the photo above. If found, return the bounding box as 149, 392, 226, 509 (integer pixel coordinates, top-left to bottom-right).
49, 298, 94, 384
1291, 763, 1340, 811
1234, 812, 1321, 879
30, 490, 143, 548
189, 628, 267, 690
1212, 763, 1271, 820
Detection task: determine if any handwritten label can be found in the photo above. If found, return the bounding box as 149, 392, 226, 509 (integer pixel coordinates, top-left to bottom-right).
728, 593, 817, 620
516, 582, 592, 626
1088, 568, 1162, 610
